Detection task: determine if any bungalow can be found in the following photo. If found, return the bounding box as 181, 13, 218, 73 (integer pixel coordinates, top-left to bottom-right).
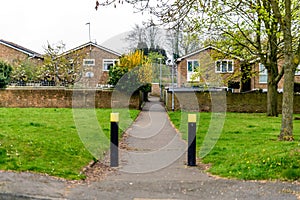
176, 46, 300, 92
0, 39, 43, 65
251, 61, 300, 92
61, 41, 122, 87
176, 46, 243, 91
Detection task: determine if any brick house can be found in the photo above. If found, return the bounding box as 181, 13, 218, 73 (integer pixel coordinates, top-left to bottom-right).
0, 39, 43, 65
251, 61, 300, 92
176, 46, 243, 90
176, 46, 300, 92
61, 41, 121, 86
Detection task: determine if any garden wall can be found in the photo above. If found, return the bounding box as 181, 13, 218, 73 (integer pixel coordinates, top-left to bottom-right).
0, 88, 142, 109
151, 83, 160, 97
165, 91, 300, 114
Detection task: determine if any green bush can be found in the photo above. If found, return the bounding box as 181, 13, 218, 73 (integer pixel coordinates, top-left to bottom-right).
10, 60, 40, 83
228, 81, 240, 89
108, 65, 129, 86
0, 61, 12, 88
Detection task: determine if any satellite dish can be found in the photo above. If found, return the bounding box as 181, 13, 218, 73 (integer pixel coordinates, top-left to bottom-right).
85, 71, 94, 78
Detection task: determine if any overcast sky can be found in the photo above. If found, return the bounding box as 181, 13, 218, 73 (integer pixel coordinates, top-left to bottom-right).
1, 0, 150, 54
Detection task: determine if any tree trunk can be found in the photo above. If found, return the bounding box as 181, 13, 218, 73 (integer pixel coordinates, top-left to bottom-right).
266, 60, 279, 117
272, 0, 294, 141
143, 91, 149, 102
267, 79, 278, 117
278, 66, 294, 141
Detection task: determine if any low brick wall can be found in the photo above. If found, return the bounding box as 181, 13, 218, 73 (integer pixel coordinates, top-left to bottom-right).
151, 83, 160, 97
0, 88, 142, 109
166, 91, 300, 114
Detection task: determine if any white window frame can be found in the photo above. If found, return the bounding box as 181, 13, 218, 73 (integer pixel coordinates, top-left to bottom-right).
103, 59, 118, 71
215, 60, 234, 73
187, 60, 200, 81
259, 63, 268, 84
187, 60, 199, 73
83, 59, 95, 66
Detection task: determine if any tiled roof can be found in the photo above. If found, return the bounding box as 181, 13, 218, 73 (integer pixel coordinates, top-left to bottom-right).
61, 41, 122, 57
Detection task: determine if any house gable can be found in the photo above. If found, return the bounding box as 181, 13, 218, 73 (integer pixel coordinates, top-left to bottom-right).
176, 46, 242, 88
62, 42, 122, 85
62, 42, 121, 57
0, 39, 43, 63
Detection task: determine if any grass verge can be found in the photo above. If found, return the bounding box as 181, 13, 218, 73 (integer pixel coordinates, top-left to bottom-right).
168, 111, 300, 181
0, 108, 139, 180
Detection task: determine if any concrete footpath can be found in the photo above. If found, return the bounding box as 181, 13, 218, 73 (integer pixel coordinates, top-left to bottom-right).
0, 96, 299, 200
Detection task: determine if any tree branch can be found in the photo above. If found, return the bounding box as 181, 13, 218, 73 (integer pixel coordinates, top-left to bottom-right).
275, 67, 284, 84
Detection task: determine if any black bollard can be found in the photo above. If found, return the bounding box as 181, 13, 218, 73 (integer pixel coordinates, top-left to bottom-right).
187, 114, 197, 166
110, 113, 119, 167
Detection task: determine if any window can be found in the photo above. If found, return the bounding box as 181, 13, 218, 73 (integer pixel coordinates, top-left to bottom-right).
83, 59, 95, 66
187, 60, 199, 81
103, 59, 118, 71
259, 63, 267, 83
295, 65, 300, 76
187, 60, 199, 72
215, 60, 234, 73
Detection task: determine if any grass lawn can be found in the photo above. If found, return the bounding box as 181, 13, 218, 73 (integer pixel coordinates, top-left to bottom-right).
0, 108, 139, 180
168, 111, 300, 181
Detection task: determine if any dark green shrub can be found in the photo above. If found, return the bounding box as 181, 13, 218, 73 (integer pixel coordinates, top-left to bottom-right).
0, 61, 12, 88
108, 65, 129, 86
228, 81, 240, 89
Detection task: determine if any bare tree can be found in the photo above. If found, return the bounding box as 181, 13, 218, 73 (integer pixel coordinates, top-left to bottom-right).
146, 19, 160, 50
43, 42, 84, 86
126, 24, 146, 51
166, 26, 202, 58
125, 20, 164, 55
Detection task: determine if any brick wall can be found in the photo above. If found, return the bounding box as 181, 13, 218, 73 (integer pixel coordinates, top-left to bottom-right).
151, 83, 160, 96
166, 91, 300, 114
0, 43, 42, 66
0, 43, 28, 64
0, 88, 142, 109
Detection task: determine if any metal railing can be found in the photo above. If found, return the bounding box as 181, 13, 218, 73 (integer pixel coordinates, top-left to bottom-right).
8, 81, 114, 89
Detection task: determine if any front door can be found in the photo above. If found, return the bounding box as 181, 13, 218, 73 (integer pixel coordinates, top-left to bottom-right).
187, 60, 200, 82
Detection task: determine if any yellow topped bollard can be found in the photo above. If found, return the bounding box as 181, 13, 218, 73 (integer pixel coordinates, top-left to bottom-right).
110, 113, 119, 167
188, 114, 197, 166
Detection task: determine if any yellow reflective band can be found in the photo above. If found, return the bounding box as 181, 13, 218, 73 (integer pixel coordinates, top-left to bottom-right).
110, 113, 119, 122
188, 114, 197, 123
